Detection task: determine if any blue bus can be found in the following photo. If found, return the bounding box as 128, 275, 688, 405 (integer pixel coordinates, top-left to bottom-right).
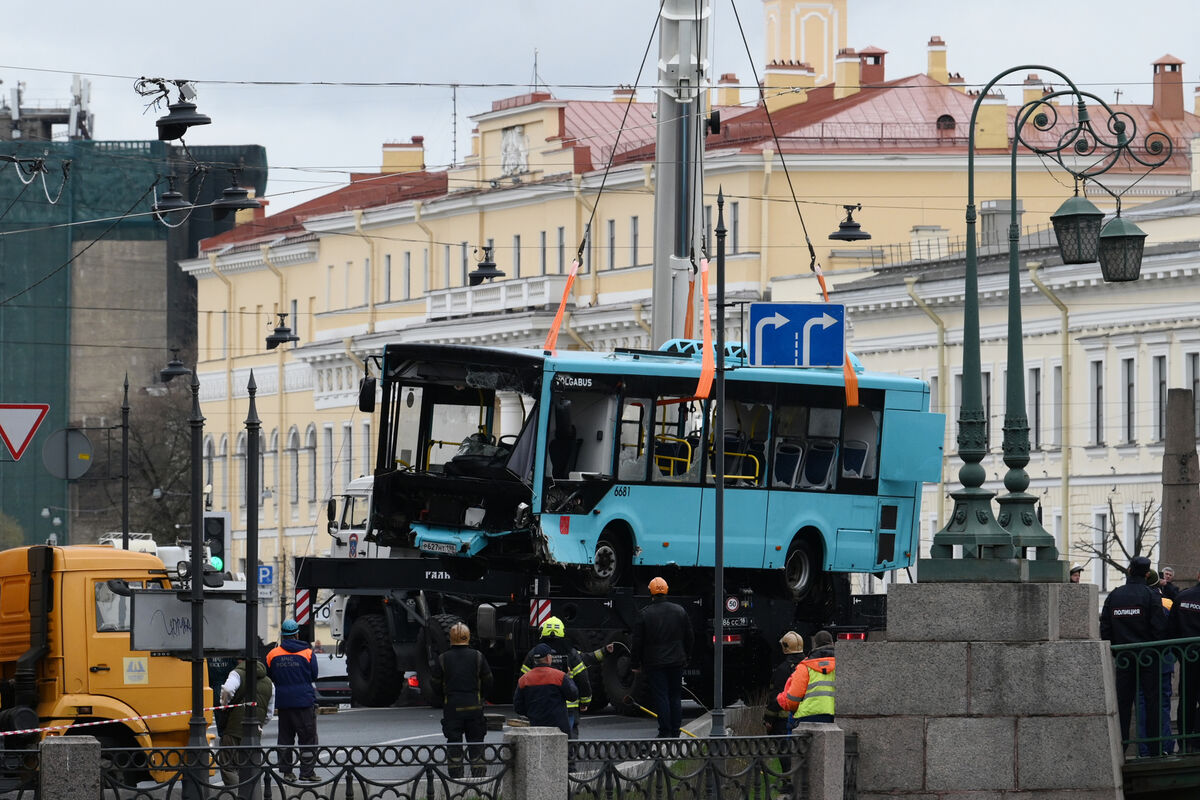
364, 339, 944, 602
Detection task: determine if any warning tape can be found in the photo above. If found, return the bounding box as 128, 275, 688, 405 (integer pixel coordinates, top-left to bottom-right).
0, 701, 257, 738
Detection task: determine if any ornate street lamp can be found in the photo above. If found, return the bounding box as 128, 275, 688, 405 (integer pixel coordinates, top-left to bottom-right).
829, 203, 872, 242
921, 66, 1171, 584
468, 246, 505, 286
1098, 212, 1149, 282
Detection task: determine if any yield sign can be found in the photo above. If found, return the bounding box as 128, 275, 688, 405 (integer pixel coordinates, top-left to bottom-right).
0, 404, 49, 460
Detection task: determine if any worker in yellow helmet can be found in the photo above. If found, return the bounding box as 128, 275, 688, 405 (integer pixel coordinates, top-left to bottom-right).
520, 615, 592, 739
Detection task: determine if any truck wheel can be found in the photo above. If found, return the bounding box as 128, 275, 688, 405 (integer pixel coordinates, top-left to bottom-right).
783, 537, 821, 601
76, 725, 145, 786
584, 667, 608, 714
416, 613, 462, 709
581, 532, 627, 596
601, 639, 648, 717
346, 614, 401, 707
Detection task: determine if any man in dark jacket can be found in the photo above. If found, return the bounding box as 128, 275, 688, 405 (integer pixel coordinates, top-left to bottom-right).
1167, 568, 1200, 752
631, 576, 693, 738
266, 619, 320, 781
764, 632, 805, 735
1101, 555, 1168, 756
218, 655, 274, 787
430, 621, 493, 778
521, 616, 592, 739
514, 643, 578, 733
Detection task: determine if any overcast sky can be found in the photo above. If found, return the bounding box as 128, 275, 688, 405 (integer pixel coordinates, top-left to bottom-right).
3, 0, 1197, 214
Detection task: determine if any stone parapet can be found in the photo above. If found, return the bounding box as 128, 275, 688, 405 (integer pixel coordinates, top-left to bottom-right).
887, 581, 1098, 641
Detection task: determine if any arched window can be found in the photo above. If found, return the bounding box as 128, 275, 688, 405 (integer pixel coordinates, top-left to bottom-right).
936, 114, 956, 131
203, 436, 215, 501
287, 427, 301, 509
306, 424, 319, 508
235, 433, 247, 510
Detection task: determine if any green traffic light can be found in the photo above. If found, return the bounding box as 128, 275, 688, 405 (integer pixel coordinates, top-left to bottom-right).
210, 555, 224, 572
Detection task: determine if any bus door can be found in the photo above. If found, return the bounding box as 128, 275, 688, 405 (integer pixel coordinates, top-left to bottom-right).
698, 388, 771, 568
617, 390, 702, 568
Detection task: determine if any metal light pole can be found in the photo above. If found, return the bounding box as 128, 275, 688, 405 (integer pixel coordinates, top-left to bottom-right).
921, 66, 1171, 582
187, 368, 207, 747
711, 189, 727, 737
241, 372, 262, 799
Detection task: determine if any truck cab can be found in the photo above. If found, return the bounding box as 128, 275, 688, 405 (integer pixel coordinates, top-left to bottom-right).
0, 545, 207, 764
328, 476, 391, 561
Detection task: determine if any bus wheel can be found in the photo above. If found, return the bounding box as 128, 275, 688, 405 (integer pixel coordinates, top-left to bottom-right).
347, 614, 401, 707
582, 533, 627, 595
783, 537, 821, 601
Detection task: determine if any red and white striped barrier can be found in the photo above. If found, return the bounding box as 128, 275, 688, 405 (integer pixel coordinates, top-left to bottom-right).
0, 701, 256, 738
295, 588, 311, 625
529, 598, 551, 628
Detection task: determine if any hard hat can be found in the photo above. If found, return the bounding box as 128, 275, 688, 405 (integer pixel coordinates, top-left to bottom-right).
779, 631, 804, 654
449, 621, 471, 645
281, 618, 299, 635
648, 576, 669, 595
540, 616, 565, 638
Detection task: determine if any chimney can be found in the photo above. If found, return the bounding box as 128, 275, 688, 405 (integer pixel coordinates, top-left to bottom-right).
382, 136, 426, 174
834, 48, 860, 100
1152, 55, 1185, 120
1023, 74, 1046, 106
714, 73, 741, 107
764, 61, 816, 112
927, 36, 949, 84
948, 72, 966, 93
973, 90, 1008, 150
612, 85, 636, 104
858, 47, 887, 87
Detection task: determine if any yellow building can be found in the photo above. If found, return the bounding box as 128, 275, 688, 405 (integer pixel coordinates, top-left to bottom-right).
180, 2, 1200, 620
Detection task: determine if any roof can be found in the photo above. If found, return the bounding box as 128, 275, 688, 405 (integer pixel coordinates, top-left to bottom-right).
199, 170, 447, 252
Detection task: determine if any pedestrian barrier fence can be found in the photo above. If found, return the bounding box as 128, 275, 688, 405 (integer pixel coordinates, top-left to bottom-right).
1110, 635, 1200, 759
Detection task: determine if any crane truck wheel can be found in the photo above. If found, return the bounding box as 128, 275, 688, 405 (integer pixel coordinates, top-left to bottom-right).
346, 614, 401, 707
601, 637, 649, 717
416, 613, 462, 709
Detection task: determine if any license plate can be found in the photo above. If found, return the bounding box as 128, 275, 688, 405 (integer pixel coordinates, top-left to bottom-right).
420, 541, 459, 555
722, 616, 749, 628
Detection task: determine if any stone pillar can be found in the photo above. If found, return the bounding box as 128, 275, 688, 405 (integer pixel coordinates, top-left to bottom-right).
502, 727, 567, 800
1161, 388, 1200, 589
791, 722, 844, 800
838, 582, 1124, 799
40, 736, 101, 800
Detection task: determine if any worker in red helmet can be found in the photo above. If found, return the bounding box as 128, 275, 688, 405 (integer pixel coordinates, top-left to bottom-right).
631, 577, 693, 738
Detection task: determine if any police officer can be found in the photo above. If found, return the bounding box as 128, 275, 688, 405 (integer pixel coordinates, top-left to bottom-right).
1167, 568, 1200, 752
521, 616, 591, 739
1101, 555, 1168, 756
430, 622, 493, 778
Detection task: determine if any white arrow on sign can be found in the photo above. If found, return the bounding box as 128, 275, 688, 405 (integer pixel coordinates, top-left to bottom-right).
800, 313, 838, 367
0, 404, 49, 460
754, 312, 790, 366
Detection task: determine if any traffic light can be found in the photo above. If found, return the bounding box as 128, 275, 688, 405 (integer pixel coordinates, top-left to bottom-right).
202, 512, 231, 575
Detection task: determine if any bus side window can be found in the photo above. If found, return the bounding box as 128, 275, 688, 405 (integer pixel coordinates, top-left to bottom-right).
842, 407, 881, 480
617, 399, 650, 481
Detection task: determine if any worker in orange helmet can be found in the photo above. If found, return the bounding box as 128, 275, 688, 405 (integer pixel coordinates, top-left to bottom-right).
631, 577, 693, 738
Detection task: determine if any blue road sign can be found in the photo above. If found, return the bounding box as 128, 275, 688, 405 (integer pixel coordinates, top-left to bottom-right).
748, 302, 845, 367
258, 565, 274, 585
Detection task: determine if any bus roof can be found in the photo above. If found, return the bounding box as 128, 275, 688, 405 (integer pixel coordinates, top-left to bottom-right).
381, 341, 926, 393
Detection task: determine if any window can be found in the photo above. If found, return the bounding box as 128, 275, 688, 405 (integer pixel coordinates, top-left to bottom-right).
1190, 353, 1200, 439
557, 227, 566, 273
306, 425, 318, 506
1028, 367, 1041, 449
1051, 365, 1063, 447
461, 242, 469, 286
236, 433, 247, 509
513, 234, 521, 278
361, 420, 372, 475
937, 114, 956, 130
630, 216, 639, 266
323, 425, 335, 498
403, 252, 412, 299
540, 231, 547, 275
325, 265, 333, 311
342, 423, 354, 489
290, 299, 299, 343
1093, 511, 1109, 591
363, 257, 371, 305
1121, 357, 1135, 444
1153, 355, 1167, 441
981, 370, 992, 451
607, 219, 615, 269
929, 375, 939, 414
1091, 360, 1105, 445
384, 254, 392, 301
730, 202, 739, 253
288, 428, 300, 507
443, 245, 451, 289
704, 205, 713, 251
581, 229, 590, 273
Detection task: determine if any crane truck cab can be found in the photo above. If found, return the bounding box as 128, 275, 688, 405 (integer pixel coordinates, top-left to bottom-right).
0, 545, 207, 776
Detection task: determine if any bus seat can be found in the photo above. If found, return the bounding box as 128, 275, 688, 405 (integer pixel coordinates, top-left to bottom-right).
654, 435, 692, 477
799, 439, 839, 490
548, 426, 582, 479
842, 439, 870, 478
773, 441, 804, 487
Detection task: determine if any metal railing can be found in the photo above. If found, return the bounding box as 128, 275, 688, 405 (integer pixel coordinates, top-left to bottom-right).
1110, 636, 1200, 759
97, 742, 512, 800
567, 734, 826, 800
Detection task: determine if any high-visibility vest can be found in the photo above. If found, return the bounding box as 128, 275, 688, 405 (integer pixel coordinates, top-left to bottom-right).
792, 660, 835, 719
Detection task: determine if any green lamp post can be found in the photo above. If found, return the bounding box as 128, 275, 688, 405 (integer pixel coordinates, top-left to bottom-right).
921, 66, 1172, 583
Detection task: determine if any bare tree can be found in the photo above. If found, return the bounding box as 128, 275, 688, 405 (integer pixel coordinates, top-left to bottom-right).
1072, 496, 1161, 577
73, 383, 197, 545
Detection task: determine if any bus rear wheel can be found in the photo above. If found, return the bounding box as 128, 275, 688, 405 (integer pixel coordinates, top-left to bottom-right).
783, 537, 821, 601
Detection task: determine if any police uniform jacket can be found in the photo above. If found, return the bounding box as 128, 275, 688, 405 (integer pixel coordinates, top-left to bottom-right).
1167, 583, 1200, 640
431, 644, 493, 716
1100, 575, 1168, 645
